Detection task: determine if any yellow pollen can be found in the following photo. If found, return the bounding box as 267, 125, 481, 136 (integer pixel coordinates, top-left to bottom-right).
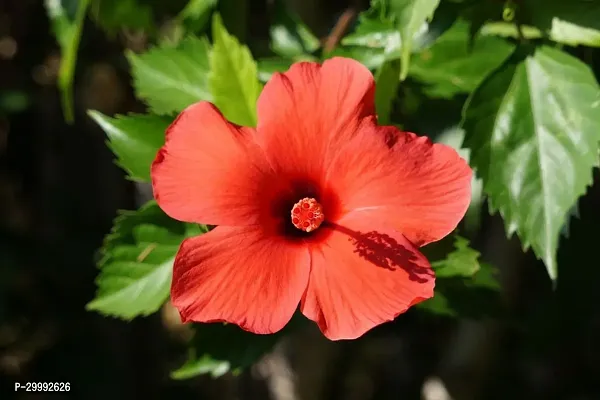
290, 197, 325, 233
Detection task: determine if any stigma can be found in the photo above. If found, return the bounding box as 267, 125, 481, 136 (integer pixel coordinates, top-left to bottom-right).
291, 197, 325, 233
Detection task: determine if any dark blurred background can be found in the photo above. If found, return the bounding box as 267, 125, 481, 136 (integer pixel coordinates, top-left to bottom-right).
1, 0, 600, 399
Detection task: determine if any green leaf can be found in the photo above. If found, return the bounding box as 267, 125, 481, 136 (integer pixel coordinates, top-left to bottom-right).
418, 267, 501, 318
269, 0, 320, 58
345, 0, 457, 51
88, 111, 171, 182
478, 0, 600, 47
89, 0, 154, 35
461, 46, 600, 280
45, 0, 91, 123
342, 9, 400, 53
210, 13, 261, 126
479, 22, 543, 41
326, 46, 389, 70
339, 5, 405, 67
257, 54, 317, 83
171, 354, 230, 379
127, 36, 212, 115
87, 201, 206, 319
418, 262, 502, 318
409, 19, 514, 98
171, 316, 303, 379
339, 0, 458, 72
176, 0, 218, 34
529, 0, 600, 47
471, 263, 501, 291
418, 236, 500, 317
388, 0, 440, 80
417, 292, 456, 317
257, 57, 293, 82
431, 236, 480, 278
374, 60, 400, 124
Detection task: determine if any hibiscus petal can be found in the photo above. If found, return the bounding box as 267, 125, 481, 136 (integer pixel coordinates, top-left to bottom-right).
171, 226, 310, 334
152, 102, 278, 226
300, 213, 434, 340
326, 119, 472, 246
255, 57, 375, 178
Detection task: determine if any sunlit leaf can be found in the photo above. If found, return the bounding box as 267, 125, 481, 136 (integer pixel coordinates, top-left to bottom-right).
127, 36, 212, 115
88, 111, 171, 182
478, 0, 600, 47
87, 201, 206, 319
340, 0, 456, 72
210, 13, 261, 126
479, 22, 543, 40
342, 7, 398, 50
527, 0, 600, 47
461, 46, 600, 280
388, 0, 441, 80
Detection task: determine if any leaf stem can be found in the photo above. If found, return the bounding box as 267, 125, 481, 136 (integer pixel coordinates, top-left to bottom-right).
322, 8, 357, 54
58, 0, 91, 124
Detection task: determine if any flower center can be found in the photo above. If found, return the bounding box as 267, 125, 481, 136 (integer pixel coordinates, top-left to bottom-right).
290, 197, 325, 233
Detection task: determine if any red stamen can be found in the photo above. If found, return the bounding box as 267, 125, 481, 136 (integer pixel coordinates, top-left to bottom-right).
290, 197, 325, 233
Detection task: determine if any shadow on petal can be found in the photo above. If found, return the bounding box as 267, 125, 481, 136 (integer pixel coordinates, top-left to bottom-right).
332, 224, 435, 284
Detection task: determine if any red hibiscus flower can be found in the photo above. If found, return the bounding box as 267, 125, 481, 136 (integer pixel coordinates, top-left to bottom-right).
151, 57, 472, 340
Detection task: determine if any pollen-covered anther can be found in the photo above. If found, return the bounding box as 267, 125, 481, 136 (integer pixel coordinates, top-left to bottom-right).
290, 197, 325, 233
